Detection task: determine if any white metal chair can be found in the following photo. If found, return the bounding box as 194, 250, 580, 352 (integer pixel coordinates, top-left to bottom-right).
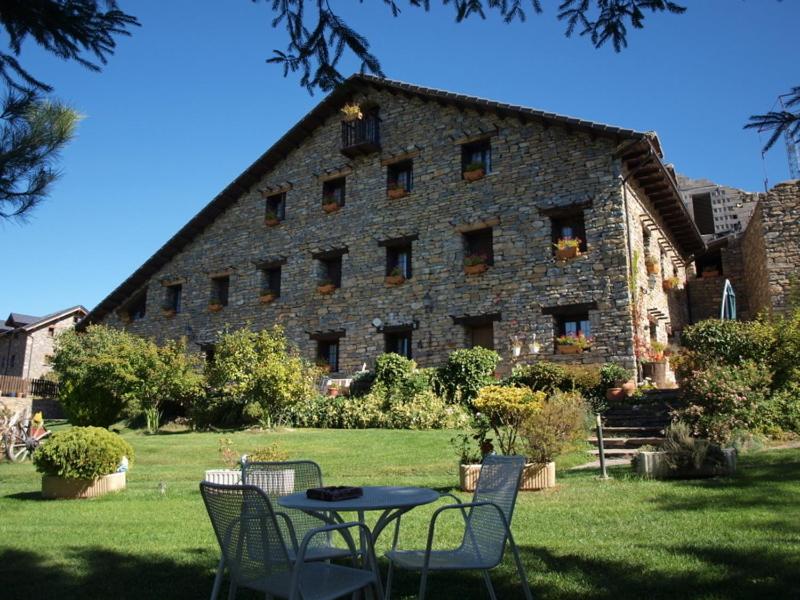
200, 482, 381, 600
384, 454, 533, 600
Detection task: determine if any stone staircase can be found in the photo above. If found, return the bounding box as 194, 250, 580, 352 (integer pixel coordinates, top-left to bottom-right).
587, 390, 680, 462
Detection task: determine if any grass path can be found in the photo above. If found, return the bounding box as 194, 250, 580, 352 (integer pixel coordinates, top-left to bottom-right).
1, 428, 799, 599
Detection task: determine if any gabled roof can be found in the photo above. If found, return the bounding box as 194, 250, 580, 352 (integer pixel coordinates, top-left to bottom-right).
81, 74, 703, 327
2, 306, 87, 335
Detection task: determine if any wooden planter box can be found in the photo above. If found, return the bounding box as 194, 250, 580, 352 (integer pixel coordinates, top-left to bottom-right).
322, 203, 340, 213
460, 462, 555, 492
463, 168, 484, 182
387, 188, 407, 200
555, 246, 579, 260
317, 283, 337, 295
557, 344, 583, 354
203, 469, 242, 485
385, 275, 405, 286
42, 471, 126, 500
464, 263, 488, 276
259, 293, 278, 304
636, 449, 736, 479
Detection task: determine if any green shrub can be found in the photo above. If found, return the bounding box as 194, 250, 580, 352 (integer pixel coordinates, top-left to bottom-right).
245, 443, 289, 462
437, 347, 500, 405
386, 390, 470, 430
375, 353, 416, 389
520, 390, 588, 465
680, 319, 775, 368
473, 385, 545, 454
599, 363, 630, 388
508, 361, 567, 392
659, 422, 728, 474
200, 326, 316, 427
675, 360, 773, 444
349, 370, 376, 397
33, 427, 134, 480
764, 382, 800, 434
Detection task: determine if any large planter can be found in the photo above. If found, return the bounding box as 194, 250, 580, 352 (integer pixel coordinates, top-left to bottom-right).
641, 361, 667, 387
636, 449, 736, 479
557, 344, 582, 355
204, 469, 242, 485
621, 379, 636, 397
460, 461, 556, 492
463, 168, 484, 182
555, 246, 579, 260
464, 263, 488, 276
606, 387, 623, 401
244, 469, 295, 495
42, 471, 126, 500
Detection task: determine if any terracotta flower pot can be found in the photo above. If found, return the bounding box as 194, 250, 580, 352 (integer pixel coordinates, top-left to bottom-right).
327, 388, 340, 398
606, 387, 624, 401
322, 202, 340, 213
208, 303, 223, 313
556, 246, 579, 260
264, 217, 280, 227
259, 293, 277, 304
387, 188, 407, 200
385, 275, 405, 286
464, 263, 488, 275
646, 262, 660, 275
621, 379, 637, 397
463, 168, 484, 182
317, 283, 336, 295
557, 344, 582, 354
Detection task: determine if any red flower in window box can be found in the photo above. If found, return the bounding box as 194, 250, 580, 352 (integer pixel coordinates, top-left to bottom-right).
554, 238, 581, 260
387, 182, 407, 200
463, 162, 485, 182
264, 209, 280, 226
259, 291, 278, 304
385, 267, 406, 286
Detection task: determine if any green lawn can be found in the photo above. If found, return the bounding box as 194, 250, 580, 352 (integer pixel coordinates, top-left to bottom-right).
1, 428, 799, 599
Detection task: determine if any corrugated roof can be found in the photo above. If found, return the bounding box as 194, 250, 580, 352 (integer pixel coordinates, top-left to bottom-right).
81, 74, 701, 327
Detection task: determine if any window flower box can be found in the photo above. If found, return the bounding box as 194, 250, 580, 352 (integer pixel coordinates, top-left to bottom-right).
554, 238, 581, 260
317, 282, 336, 295
555, 334, 592, 354
161, 308, 176, 318
662, 277, 680, 291
387, 184, 407, 200
464, 254, 488, 275
208, 302, 224, 313
259, 291, 278, 304
463, 163, 485, 182
322, 201, 340, 214
385, 270, 405, 286
264, 214, 281, 227
701, 268, 720, 278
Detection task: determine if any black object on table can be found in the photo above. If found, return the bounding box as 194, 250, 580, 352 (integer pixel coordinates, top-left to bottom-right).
306, 486, 364, 501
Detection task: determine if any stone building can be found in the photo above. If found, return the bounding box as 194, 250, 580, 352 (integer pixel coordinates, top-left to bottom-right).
677, 174, 760, 241
80, 76, 703, 374
0, 306, 87, 379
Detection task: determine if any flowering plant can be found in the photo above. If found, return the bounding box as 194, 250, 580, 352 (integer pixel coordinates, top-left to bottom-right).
555, 333, 593, 350
340, 103, 363, 121
464, 253, 487, 267
554, 237, 581, 250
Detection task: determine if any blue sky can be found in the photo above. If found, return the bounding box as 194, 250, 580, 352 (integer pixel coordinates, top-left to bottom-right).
1, 0, 797, 318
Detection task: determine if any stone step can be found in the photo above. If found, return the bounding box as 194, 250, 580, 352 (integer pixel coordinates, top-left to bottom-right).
588, 448, 638, 459
587, 436, 664, 449
603, 418, 671, 428
602, 426, 665, 436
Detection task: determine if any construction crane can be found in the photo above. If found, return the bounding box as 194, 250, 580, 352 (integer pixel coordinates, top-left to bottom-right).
779, 93, 800, 179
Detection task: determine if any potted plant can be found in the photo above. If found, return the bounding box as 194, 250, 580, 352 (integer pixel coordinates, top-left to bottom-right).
387, 181, 407, 200
317, 279, 336, 295
322, 194, 340, 213
645, 256, 660, 275
600, 363, 633, 401
464, 253, 488, 275
463, 162, 485, 182
327, 382, 341, 397
554, 237, 581, 260
451, 413, 494, 492
555, 333, 592, 354
635, 423, 736, 479
340, 102, 363, 122
701, 265, 720, 278
259, 288, 278, 304
264, 209, 280, 227
34, 427, 133, 499
649, 340, 666, 362
204, 437, 243, 485
385, 266, 406, 286
662, 276, 680, 291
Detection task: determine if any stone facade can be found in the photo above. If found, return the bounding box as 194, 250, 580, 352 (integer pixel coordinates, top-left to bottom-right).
92, 79, 697, 375
0, 307, 87, 379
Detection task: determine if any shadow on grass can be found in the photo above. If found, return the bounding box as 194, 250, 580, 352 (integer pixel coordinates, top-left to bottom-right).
4, 491, 45, 501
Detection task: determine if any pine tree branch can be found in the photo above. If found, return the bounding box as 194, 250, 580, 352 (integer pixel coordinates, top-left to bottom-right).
745, 86, 800, 153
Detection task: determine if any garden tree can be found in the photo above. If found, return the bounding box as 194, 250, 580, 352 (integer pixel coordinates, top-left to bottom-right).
257, 0, 686, 92
745, 85, 800, 153
0, 0, 138, 221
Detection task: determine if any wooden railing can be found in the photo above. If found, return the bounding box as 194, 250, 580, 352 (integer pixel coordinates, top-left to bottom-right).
0, 375, 58, 398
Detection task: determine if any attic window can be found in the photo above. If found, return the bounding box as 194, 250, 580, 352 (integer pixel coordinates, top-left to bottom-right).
265, 192, 286, 225
461, 139, 491, 180
322, 178, 346, 212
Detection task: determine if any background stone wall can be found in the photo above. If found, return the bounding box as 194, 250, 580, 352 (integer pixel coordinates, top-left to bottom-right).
102, 90, 689, 374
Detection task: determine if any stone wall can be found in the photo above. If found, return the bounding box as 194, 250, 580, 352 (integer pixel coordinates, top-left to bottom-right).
101, 90, 689, 374
0, 332, 28, 377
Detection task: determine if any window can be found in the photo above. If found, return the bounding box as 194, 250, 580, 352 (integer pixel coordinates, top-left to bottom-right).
551, 213, 587, 254
386, 243, 412, 279
691, 192, 715, 235
211, 275, 229, 307
385, 329, 413, 358
127, 291, 147, 322
468, 323, 494, 350
322, 177, 346, 209
642, 224, 651, 250
320, 256, 342, 288
48, 326, 55, 337
317, 339, 340, 372
387, 160, 413, 193
463, 227, 494, 266
649, 320, 658, 342
164, 284, 182, 313
461, 139, 491, 175
265, 192, 286, 222
201, 344, 216, 363
261, 266, 281, 296
556, 314, 591, 338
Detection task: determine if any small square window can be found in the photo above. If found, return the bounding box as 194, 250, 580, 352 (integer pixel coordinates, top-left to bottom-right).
48, 326, 56, 337
317, 339, 340, 372
461, 139, 492, 176
551, 212, 587, 254
265, 192, 286, 223
385, 330, 413, 358
163, 284, 182, 314
261, 267, 281, 297
556, 314, 591, 338
387, 160, 413, 193
386, 244, 412, 279
319, 256, 342, 288
467, 323, 494, 350
211, 276, 230, 307
322, 178, 346, 210
463, 228, 494, 266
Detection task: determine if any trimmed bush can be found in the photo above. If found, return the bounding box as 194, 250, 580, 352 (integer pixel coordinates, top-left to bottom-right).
508, 361, 566, 392
437, 347, 500, 405
375, 353, 415, 389
33, 427, 134, 480
474, 385, 545, 455
680, 319, 774, 367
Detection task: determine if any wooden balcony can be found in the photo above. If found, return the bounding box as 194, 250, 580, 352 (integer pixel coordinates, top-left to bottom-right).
340, 114, 380, 157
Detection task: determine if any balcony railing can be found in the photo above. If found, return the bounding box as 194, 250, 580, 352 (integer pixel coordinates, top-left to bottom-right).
341, 114, 380, 157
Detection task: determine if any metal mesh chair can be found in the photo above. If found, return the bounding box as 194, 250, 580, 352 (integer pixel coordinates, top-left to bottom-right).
200, 482, 380, 600
385, 454, 533, 600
